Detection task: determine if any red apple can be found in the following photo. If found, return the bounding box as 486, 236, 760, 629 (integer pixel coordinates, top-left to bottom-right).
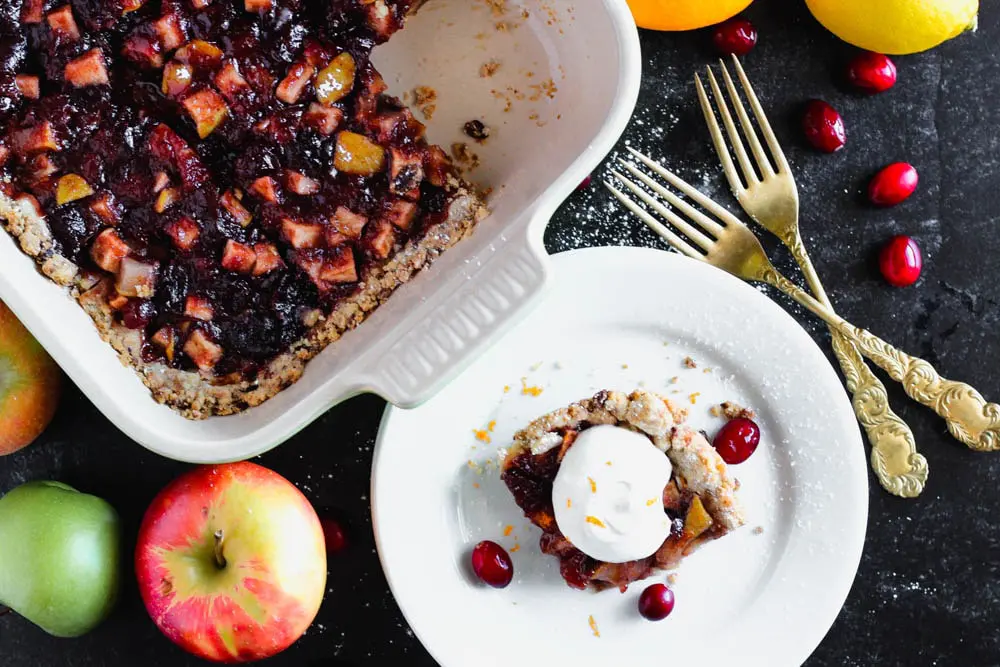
0, 300, 61, 456
135, 462, 326, 663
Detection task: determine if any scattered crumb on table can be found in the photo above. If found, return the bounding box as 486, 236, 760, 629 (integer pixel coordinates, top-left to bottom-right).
753, 526, 764, 535
683, 356, 697, 369
412, 85, 437, 120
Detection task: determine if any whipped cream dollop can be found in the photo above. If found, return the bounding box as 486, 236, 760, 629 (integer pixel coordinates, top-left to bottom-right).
551, 425, 673, 563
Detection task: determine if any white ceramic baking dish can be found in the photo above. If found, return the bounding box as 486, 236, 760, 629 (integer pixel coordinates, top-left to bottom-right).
0, 0, 641, 463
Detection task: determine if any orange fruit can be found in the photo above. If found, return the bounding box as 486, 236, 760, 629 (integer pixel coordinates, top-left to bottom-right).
626, 0, 755, 31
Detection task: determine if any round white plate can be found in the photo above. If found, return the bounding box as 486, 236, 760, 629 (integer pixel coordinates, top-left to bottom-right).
372, 247, 868, 667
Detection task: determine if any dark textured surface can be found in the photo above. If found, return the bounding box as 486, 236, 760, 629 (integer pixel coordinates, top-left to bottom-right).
3, 0, 1000, 665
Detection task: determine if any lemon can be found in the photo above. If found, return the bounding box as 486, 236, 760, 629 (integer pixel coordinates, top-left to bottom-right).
805, 0, 978, 55
626, 0, 754, 32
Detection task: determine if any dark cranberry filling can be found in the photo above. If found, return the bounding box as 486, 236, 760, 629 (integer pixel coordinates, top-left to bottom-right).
0, 0, 460, 379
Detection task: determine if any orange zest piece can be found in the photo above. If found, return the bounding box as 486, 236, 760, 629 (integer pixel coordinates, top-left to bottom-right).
472, 482, 480, 489
520, 377, 543, 396
503, 384, 510, 393
588, 615, 600, 638
566, 498, 572, 508
646, 498, 658, 506
472, 428, 491, 443
605, 460, 612, 466
588, 476, 597, 493
510, 543, 521, 553
488, 420, 497, 432
503, 525, 513, 537
585, 515, 605, 528
689, 392, 701, 405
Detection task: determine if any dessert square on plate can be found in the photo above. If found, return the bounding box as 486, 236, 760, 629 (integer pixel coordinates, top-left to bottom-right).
0, 0, 486, 418
502, 389, 745, 591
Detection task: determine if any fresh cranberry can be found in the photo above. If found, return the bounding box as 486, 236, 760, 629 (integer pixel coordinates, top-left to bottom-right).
879, 235, 922, 287
638, 583, 675, 621
712, 19, 757, 56
713, 417, 760, 464
121, 299, 155, 329
801, 100, 846, 153
321, 517, 348, 554
847, 52, 897, 94
577, 175, 592, 190
471, 540, 513, 588
869, 162, 918, 206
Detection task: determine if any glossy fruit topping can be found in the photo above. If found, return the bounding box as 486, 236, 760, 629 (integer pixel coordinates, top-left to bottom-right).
847, 52, 897, 94
712, 19, 758, 56
879, 235, 922, 287
471, 540, 514, 588
713, 417, 760, 464
638, 583, 675, 621
802, 100, 846, 153
869, 162, 919, 206
321, 518, 348, 554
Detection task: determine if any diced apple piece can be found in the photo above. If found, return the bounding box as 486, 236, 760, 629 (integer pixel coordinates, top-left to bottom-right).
90, 193, 121, 224
190, 0, 212, 8
56, 174, 94, 205
292, 251, 325, 289
13, 122, 59, 154
365, 0, 395, 39
175, 40, 224, 68
244, 0, 273, 12
303, 102, 343, 135
116, 257, 158, 297
281, 219, 324, 249
252, 243, 284, 276
46, 5, 80, 41
154, 13, 186, 51
220, 189, 252, 226
65, 49, 110, 88
315, 52, 355, 106
161, 61, 193, 97
107, 293, 129, 310
90, 228, 130, 273
147, 124, 210, 189
221, 239, 256, 273
183, 329, 223, 371
355, 69, 388, 119
152, 171, 171, 193
182, 88, 229, 139
121, 0, 148, 13
155, 187, 180, 213
683, 495, 714, 539
334, 131, 385, 176
365, 219, 395, 259
320, 247, 357, 284
276, 62, 315, 104
374, 109, 424, 143
249, 176, 281, 203
388, 147, 424, 199
165, 216, 200, 251
21, 0, 45, 23
122, 35, 164, 69
184, 295, 214, 320
423, 145, 451, 187
326, 206, 367, 246
285, 170, 320, 196
26, 154, 57, 184
214, 62, 249, 103
151, 326, 176, 362
383, 199, 418, 231
14, 75, 40, 99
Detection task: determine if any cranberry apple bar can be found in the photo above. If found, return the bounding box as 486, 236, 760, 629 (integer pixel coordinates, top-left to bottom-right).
501, 390, 745, 592
0, 0, 486, 418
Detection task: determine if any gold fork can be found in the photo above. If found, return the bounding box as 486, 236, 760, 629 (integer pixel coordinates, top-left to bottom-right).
691, 56, 926, 497
604, 161, 1000, 457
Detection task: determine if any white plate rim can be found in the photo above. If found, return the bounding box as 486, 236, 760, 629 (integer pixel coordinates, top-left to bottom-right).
371, 246, 869, 667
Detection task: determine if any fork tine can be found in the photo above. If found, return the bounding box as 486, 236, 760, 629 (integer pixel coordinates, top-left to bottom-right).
608, 169, 716, 253
603, 180, 702, 260
625, 148, 747, 229
617, 160, 725, 238
694, 74, 744, 198
703, 66, 758, 188
729, 55, 791, 174
718, 58, 775, 178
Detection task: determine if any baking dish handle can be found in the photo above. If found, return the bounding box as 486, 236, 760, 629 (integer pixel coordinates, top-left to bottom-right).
365, 232, 551, 409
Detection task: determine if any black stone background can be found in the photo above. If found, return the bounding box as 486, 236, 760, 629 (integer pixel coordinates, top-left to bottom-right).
4, 0, 1000, 664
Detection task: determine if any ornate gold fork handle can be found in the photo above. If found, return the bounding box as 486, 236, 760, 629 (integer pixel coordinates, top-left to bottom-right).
763, 267, 1000, 452
784, 235, 928, 497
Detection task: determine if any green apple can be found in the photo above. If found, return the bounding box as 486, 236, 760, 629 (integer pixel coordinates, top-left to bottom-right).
0, 481, 121, 637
